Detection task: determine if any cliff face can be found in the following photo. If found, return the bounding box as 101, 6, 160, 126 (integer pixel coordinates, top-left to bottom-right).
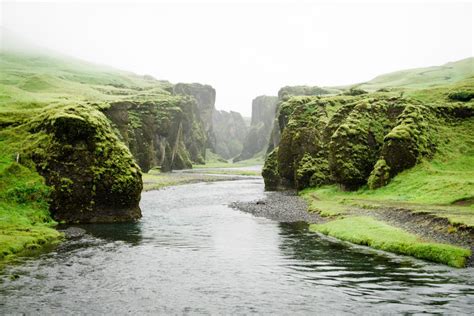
234, 95, 278, 162
262, 93, 473, 191
173, 83, 216, 150
104, 95, 207, 172
19, 104, 143, 223
268, 86, 332, 153
212, 110, 248, 159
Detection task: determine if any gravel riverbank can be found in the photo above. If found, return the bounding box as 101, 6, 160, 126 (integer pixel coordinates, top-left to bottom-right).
230, 190, 324, 223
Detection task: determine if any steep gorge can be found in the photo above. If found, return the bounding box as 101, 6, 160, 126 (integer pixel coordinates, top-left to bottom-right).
234, 95, 278, 162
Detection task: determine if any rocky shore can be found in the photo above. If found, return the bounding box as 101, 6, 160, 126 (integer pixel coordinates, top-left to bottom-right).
230, 190, 324, 223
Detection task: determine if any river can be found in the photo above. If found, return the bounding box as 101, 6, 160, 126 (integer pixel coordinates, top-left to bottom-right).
1, 177, 473, 314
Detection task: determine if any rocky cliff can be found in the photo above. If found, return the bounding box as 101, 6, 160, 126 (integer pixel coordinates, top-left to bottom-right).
262, 92, 473, 191
173, 83, 216, 151
2, 103, 143, 223
104, 95, 207, 172
212, 110, 248, 159
267, 86, 332, 153
234, 95, 278, 162
0, 48, 215, 226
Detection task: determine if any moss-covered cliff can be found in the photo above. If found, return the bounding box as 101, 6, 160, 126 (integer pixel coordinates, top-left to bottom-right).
267, 86, 332, 153
173, 83, 216, 151
0, 47, 211, 244
234, 95, 278, 162
263, 85, 473, 191
1, 103, 142, 223
104, 95, 207, 172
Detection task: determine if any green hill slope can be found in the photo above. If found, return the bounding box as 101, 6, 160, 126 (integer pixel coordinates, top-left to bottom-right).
0, 50, 173, 109
336, 57, 473, 92
0, 45, 208, 261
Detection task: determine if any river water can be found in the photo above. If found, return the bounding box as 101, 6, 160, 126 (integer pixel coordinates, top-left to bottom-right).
1, 178, 473, 314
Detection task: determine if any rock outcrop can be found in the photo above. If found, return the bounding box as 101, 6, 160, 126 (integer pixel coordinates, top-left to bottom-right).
267, 85, 332, 153
173, 83, 216, 150
212, 110, 248, 159
262, 94, 449, 191
234, 95, 278, 162
104, 95, 207, 172
25, 104, 143, 223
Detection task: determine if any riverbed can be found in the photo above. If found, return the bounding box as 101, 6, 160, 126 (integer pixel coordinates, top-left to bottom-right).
1, 178, 473, 314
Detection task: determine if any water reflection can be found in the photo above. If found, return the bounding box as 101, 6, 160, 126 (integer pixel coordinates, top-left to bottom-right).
60, 222, 144, 245
0, 179, 472, 315
277, 222, 474, 312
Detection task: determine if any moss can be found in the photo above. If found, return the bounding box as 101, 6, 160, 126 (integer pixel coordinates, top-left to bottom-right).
309, 216, 471, 268
367, 159, 391, 189
262, 148, 280, 190
328, 98, 404, 190
263, 91, 471, 192
343, 87, 368, 96
295, 153, 329, 189
448, 90, 474, 102
105, 96, 207, 172
277, 85, 331, 101
1, 103, 143, 223
381, 103, 436, 180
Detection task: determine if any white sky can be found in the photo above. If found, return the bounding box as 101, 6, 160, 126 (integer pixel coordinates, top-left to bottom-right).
1, 0, 473, 116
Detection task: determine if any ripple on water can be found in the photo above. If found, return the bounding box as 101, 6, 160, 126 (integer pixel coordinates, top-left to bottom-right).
0, 179, 473, 315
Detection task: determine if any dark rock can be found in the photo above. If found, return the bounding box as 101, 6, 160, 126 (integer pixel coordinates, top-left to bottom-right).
63, 227, 86, 239
29, 104, 142, 223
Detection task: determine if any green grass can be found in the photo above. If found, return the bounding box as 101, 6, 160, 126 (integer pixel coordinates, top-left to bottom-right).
188, 169, 261, 176
0, 50, 173, 111
301, 116, 474, 224
0, 48, 177, 262
305, 195, 349, 217
142, 170, 247, 191
0, 136, 62, 261
310, 216, 471, 268
194, 156, 264, 169
336, 57, 473, 92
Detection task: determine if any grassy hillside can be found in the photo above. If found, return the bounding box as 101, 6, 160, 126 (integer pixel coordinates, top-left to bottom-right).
0, 48, 175, 262
0, 50, 173, 110
336, 57, 473, 92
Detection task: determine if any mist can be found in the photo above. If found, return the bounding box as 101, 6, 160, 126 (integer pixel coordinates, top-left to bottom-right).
1, 0, 472, 116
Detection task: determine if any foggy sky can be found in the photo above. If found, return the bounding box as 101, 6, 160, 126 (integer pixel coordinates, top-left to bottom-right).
1, 0, 472, 116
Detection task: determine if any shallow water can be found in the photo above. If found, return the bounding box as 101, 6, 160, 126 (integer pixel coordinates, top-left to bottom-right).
1, 178, 473, 314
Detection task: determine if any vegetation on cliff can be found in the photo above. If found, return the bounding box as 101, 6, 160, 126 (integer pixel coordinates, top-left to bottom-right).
267, 85, 333, 154
263, 59, 473, 266
0, 47, 210, 260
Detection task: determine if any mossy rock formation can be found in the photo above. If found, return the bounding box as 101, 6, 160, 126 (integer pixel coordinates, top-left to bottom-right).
268, 85, 332, 153
261, 93, 469, 191
173, 83, 216, 151
104, 95, 207, 172
22, 104, 142, 223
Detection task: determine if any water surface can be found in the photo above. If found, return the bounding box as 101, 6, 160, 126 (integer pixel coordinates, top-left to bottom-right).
1, 178, 473, 314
